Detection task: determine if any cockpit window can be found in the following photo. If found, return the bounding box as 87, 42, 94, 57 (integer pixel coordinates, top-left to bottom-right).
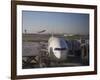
54, 48, 67, 50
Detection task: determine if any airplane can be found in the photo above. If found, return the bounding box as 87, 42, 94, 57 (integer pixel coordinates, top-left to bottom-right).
47, 36, 69, 63
37, 30, 46, 33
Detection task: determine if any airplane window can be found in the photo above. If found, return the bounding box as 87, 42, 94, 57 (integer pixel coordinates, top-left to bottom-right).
54, 48, 67, 50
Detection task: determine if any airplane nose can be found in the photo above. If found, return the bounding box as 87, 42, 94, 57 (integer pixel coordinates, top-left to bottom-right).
54, 52, 61, 59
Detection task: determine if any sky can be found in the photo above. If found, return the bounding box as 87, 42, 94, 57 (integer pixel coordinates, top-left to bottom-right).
22, 11, 89, 35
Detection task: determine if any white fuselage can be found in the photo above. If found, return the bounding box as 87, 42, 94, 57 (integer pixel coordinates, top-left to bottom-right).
48, 36, 69, 61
